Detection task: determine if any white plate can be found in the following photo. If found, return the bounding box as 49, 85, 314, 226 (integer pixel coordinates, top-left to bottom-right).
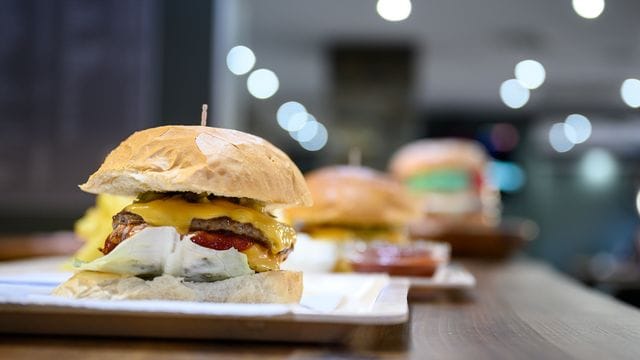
0, 257, 409, 343
401, 263, 476, 290
283, 236, 475, 291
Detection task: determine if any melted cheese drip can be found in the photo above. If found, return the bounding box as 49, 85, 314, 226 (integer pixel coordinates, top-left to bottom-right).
124, 198, 296, 255
243, 244, 279, 272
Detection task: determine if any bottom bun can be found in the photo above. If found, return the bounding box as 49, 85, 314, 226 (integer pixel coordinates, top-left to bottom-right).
53, 270, 303, 304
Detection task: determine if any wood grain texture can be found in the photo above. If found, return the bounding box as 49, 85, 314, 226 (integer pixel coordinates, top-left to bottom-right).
1, 259, 640, 359
0, 232, 81, 261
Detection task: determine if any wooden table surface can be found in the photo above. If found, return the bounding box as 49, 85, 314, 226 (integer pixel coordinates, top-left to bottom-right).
1, 258, 640, 359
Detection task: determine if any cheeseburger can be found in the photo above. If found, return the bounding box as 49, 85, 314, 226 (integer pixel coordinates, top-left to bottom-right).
286, 165, 418, 244
388, 138, 500, 231
54, 125, 311, 303
284, 166, 451, 275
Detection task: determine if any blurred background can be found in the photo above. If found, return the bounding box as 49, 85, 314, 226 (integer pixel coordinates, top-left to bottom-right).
1, 0, 640, 303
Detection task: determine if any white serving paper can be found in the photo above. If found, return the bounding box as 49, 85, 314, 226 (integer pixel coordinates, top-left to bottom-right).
281, 233, 338, 273
0, 257, 407, 322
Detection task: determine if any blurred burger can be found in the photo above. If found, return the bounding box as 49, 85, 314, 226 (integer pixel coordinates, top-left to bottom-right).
54, 125, 311, 303
286, 165, 418, 244
389, 138, 500, 235
283, 165, 426, 272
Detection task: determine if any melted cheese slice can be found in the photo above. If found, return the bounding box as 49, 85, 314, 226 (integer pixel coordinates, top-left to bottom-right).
242, 245, 279, 272
124, 198, 296, 255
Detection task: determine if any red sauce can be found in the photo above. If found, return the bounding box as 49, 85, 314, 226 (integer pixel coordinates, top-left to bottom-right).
472, 170, 484, 193
348, 244, 444, 277
190, 231, 254, 251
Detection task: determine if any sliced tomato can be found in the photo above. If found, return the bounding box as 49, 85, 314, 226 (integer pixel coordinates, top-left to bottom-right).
472, 170, 484, 193
190, 231, 254, 251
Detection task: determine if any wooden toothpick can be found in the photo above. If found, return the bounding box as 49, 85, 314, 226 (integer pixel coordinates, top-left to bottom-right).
348, 147, 362, 167
201, 104, 208, 126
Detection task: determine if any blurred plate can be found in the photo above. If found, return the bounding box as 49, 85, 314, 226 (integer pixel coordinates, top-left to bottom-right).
401, 263, 475, 290
410, 217, 538, 259
283, 236, 474, 292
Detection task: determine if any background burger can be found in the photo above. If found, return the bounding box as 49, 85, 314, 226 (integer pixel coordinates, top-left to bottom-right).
388, 138, 500, 237
286, 165, 418, 244
281, 165, 449, 274
54, 125, 311, 303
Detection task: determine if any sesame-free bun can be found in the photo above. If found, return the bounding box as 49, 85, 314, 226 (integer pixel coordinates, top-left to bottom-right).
389, 139, 487, 180
80, 126, 311, 209
53, 270, 303, 304
286, 166, 418, 227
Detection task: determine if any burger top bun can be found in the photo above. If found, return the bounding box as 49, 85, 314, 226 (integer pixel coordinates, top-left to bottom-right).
286, 165, 419, 227
389, 139, 487, 180
80, 125, 312, 209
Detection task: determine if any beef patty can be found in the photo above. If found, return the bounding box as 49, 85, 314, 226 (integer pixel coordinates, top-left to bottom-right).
101, 211, 271, 255
190, 217, 269, 244
101, 212, 147, 254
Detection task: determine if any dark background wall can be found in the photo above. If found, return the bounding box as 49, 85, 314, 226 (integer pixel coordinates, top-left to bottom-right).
0, 0, 212, 231
160, 0, 211, 125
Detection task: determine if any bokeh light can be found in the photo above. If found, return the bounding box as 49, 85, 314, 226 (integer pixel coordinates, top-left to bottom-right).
564, 114, 592, 144
514, 60, 546, 90
572, 0, 605, 19
287, 113, 309, 132
226, 46, 256, 75
589, 252, 617, 280
500, 79, 530, 109
621, 79, 640, 108
549, 123, 575, 153
300, 122, 328, 151
247, 69, 279, 99
636, 190, 640, 217
580, 148, 617, 186
376, 0, 412, 22
277, 102, 307, 131
490, 123, 520, 152
488, 161, 526, 192
291, 115, 319, 142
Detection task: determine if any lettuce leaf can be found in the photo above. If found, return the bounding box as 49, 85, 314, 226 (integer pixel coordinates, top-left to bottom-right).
76, 226, 253, 281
